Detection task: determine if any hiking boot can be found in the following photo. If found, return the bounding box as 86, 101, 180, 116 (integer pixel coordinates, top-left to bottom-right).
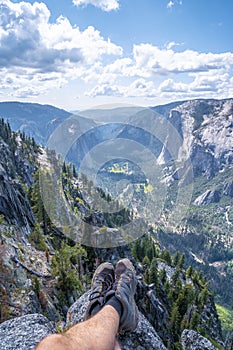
84, 262, 114, 320
108, 258, 138, 332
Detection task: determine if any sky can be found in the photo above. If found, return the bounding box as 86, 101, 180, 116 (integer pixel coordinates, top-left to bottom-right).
0, 0, 233, 111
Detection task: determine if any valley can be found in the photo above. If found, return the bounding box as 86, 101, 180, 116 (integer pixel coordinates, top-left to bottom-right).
0, 98, 233, 349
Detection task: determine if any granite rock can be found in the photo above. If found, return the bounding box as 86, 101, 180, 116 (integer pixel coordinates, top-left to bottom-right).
66, 290, 168, 350
181, 329, 218, 350
0, 314, 56, 350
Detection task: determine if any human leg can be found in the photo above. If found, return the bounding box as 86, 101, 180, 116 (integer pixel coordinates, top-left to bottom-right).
36, 262, 118, 350
36, 304, 119, 350
36, 259, 137, 350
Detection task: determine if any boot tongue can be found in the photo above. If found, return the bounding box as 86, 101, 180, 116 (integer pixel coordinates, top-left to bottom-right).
105, 289, 115, 302
115, 262, 125, 275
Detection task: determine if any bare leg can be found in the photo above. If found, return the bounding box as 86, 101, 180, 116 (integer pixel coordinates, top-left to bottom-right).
114, 339, 122, 350
36, 305, 120, 350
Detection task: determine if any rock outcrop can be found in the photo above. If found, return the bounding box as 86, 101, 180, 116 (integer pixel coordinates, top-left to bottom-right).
0, 133, 36, 231
66, 290, 168, 350
0, 314, 56, 350
181, 329, 219, 350
223, 181, 233, 197
193, 189, 220, 206
0, 295, 222, 350
0, 170, 34, 231
153, 98, 233, 179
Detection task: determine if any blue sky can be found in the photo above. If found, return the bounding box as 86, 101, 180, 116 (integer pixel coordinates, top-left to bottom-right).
1, 0, 233, 110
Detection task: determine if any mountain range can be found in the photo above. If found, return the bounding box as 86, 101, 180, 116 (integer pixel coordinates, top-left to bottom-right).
0, 99, 233, 349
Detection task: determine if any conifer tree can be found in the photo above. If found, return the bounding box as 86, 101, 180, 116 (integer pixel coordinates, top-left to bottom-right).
160, 249, 172, 266
172, 252, 180, 267
159, 267, 167, 284
170, 305, 181, 342
178, 254, 185, 269
148, 257, 158, 285
190, 311, 200, 331
51, 242, 86, 301
186, 265, 193, 278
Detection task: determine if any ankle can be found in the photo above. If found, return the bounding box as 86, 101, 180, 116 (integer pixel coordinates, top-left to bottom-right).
105, 296, 123, 318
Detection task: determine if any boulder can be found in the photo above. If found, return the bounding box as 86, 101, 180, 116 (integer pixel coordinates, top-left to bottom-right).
181, 329, 218, 350
66, 290, 168, 350
0, 294, 223, 350
0, 314, 56, 350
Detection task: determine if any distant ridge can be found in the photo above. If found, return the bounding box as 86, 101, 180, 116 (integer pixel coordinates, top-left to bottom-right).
0, 101, 72, 145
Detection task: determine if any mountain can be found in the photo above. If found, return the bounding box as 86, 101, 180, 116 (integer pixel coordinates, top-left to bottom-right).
1, 99, 233, 348
76, 105, 145, 123
0, 102, 94, 146
148, 99, 233, 309
0, 102, 72, 145
153, 98, 233, 177
0, 118, 229, 349
69, 98, 233, 314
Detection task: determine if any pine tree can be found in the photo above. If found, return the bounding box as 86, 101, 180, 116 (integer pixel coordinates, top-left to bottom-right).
173, 252, 180, 267
131, 239, 143, 261
142, 255, 150, 267
148, 257, 158, 285
178, 254, 185, 269
199, 287, 209, 306
160, 249, 172, 266
171, 268, 181, 286
190, 311, 200, 330
28, 222, 47, 251
62, 162, 67, 174
159, 267, 167, 284
186, 265, 193, 278
72, 164, 77, 178
170, 305, 181, 342
51, 242, 87, 299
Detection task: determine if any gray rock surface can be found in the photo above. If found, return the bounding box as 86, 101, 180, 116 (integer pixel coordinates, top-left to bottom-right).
0, 293, 167, 350
223, 181, 233, 197
181, 329, 218, 350
0, 168, 34, 230
66, 290, 168, 350
193, 189, 220, 206
0, 314, 56, 350
0, 138, 35, 231
0, 294, 223, 350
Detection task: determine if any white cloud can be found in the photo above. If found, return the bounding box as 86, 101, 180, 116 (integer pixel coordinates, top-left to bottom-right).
87, 84, 122, 97
167, 1, 174, 9
167, 0, 182, 9
0, 0, 122, 97
87, 78, 157, 98
131, 44, 233, 76
1, 0, 233, 105
159, 79, 187, 93
73, 0, 120, 12
92, 44, 233, 83
127, 79, 157, 98
83, 41, 233, 101
158, 70, 231, 99
165, 41, 184, 50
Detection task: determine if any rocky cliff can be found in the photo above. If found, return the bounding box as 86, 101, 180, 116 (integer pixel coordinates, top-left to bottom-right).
153, 99, 233, 178
0, 100, 233, 349
0, 120, 39, 232
150, 100, 233, 312
0, 301, 221, 350
0, 274, 223, 350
